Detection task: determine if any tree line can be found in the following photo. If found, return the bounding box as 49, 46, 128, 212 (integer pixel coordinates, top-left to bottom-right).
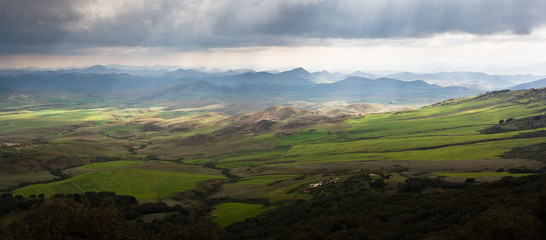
2, 173, 546, 239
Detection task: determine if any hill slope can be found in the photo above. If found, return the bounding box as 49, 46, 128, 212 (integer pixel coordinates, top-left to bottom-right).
511, 78, 546, 90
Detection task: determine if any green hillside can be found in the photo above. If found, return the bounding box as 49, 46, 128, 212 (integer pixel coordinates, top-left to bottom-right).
1, 88, 546, 229
204, 89, 546, 170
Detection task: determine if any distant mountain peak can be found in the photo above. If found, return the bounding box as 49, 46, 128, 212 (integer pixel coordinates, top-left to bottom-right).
222, 69, 256, 75
86, 65, 108, 71
286, 67, 309, 74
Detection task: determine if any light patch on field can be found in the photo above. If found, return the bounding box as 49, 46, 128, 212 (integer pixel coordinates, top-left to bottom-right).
82, 113, 111, 121
212, 202, 277, 228
171, 104, 225, 112
12, 169, 226, 199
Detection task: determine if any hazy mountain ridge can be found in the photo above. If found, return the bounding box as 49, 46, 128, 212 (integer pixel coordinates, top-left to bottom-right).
146, 76, 479, 109
385, 71, 545, 90
510, 78, 546, 90
157, 80, 234, 96
2, 65, 544, 90
3, 66, 546, 113
311, 70, 349, 83
0, 72, 152, 92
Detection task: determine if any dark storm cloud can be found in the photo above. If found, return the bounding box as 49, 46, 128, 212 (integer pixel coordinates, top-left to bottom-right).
1, 0, 546, 54
218, 0, 546, 38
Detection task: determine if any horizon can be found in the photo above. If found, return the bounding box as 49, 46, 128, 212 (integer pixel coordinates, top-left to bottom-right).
3, 63, 546, 77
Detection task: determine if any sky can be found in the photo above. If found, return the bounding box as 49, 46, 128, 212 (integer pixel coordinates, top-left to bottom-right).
1, 0, 546, 74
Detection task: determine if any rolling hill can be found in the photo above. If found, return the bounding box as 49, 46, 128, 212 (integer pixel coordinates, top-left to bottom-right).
510, 78, 546, 90
2, 87, 545, 190
2, 84, 546, 239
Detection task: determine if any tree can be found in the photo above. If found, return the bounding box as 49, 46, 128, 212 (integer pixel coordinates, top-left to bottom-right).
6, 197, 142, 239
465, 178, 476, 184
467, 208, 543, 239
369, 179, 387, 189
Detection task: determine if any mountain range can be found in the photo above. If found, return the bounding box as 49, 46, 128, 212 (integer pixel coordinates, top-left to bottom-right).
1, 65, 545, 112
384, 71, 543, 90
510, 78, 546, 90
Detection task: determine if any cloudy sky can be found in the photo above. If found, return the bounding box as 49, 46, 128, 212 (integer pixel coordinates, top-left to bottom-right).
1, 0, 546, 73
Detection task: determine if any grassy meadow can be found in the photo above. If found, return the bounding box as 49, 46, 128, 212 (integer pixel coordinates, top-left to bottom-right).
1, 89, 546, 227
13, 167, 226, 199
212, 203, 278, 228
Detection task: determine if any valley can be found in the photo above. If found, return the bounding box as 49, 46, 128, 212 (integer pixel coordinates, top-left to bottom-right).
4, 1, 546, 238
1, 67, 546, 238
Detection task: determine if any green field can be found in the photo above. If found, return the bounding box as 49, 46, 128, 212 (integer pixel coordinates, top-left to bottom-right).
72, 160, 142, 169
212, 202, 278, 228
4, 89, 543, 173
13, 168, 226, 199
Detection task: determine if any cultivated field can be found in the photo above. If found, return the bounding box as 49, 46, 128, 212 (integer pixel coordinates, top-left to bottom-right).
13, 161, 226, 199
